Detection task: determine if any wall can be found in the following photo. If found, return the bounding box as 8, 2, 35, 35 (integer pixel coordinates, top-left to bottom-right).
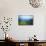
0, 0, 46, 40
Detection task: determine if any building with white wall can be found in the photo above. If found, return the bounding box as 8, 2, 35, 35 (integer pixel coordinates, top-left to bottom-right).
0, 0, 46, 40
